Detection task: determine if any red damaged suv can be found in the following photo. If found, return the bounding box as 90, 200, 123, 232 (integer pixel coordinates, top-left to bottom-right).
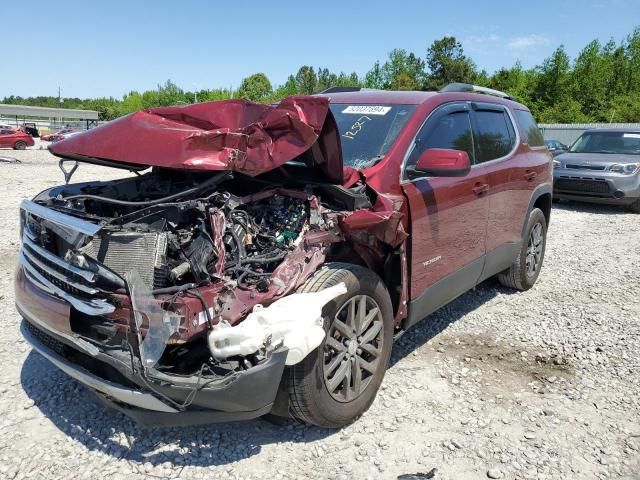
15, 84, 552, 427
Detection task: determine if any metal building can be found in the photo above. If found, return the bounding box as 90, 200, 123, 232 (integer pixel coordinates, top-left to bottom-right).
0, 104, 99, 131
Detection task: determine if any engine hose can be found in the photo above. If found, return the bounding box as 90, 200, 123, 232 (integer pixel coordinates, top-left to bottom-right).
65, 171, 231, 206
229, 225, 246, 259
239, 251, 288, 264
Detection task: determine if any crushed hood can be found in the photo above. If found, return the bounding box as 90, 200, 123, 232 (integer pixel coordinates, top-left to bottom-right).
49, 96, 345, 183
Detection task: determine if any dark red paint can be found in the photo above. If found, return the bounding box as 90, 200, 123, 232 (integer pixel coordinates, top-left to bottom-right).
49, 96, 345, 183
19, 90, 552, 345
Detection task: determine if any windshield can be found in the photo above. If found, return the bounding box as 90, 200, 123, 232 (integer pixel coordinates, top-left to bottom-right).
329, 104, 416, 169
569, 131, 640, 154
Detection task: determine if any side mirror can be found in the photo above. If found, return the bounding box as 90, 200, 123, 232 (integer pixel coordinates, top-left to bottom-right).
406, 148, 471, 179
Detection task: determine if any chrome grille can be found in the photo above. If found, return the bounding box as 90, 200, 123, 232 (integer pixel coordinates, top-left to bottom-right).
19, 201, 115, 316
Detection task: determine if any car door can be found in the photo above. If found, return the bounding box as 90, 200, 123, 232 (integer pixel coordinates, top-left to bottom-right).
401, 102, 490, 327
475, 104, 545, 278
0, 130, 14, 147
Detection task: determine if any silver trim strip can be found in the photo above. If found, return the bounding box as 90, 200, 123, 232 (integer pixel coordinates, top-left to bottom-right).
20, 321, 178, 413
21, 248, 99, 295
18, 256, 115, 315
20, 200, 102, 237
23, 236, 96, 282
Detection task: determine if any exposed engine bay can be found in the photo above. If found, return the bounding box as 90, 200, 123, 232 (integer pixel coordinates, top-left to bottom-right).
19, 164, 406, 393
15, 96, 413, 422
41, 170, 324, 293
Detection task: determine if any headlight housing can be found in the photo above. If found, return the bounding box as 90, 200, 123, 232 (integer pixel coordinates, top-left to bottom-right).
553, 160, 561, 168
609, 163, 640, 175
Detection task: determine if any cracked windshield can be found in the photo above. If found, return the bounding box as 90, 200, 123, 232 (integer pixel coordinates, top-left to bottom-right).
330, 104, 416, 169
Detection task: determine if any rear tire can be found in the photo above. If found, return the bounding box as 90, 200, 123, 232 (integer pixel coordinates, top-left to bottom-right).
14, 141, 26, 150
498, 208, 547, 291
286, 263, 393, 428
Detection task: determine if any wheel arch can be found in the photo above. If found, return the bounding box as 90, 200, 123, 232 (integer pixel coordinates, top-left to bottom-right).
522, 184, 552, 238
325, 242, 406, 326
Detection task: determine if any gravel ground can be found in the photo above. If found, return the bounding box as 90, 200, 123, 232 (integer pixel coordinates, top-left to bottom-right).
0, 144, 639, 480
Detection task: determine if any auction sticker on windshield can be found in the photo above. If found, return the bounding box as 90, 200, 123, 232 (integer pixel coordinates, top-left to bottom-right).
342, 106, 391, 115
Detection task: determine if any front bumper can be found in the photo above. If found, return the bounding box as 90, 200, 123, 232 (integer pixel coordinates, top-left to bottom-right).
16, 267, 288, 427
553, 168, 640, 205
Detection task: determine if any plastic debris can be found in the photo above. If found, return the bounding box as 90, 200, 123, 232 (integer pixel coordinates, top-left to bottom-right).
208, 282, 347, 365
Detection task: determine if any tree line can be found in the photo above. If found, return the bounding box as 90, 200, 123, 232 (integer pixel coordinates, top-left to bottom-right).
3, 28, 639, 124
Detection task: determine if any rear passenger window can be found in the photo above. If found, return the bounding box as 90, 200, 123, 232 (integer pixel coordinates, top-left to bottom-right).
474, 110, 516, 163
408, 111, 474, 168
514, 110, 545, 147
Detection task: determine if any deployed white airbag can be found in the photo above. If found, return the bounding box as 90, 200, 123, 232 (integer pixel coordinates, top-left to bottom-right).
208, 283, 347, 365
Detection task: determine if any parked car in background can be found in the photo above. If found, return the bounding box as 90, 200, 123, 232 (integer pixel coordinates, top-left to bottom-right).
41, 129, 78, 142
0, 128, 35, 149
51, 130, 85, 143
544, 139, 568, 156
15, 84, 552, 428
553, 128, 640, 213
20, 123, 40, 137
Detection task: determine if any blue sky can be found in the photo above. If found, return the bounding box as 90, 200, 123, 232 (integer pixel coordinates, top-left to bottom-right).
3, 0, 639, 98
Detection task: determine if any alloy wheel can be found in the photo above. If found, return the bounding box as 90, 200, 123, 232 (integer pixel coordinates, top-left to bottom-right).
323, 295, 384, 402
525, 222, 544, 277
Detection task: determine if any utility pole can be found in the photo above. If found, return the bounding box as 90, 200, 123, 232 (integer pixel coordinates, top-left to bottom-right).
58, 86, 62, 104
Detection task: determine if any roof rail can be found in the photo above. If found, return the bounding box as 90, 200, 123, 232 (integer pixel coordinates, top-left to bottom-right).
319, 86, 362, 94
440, 83, 515, 101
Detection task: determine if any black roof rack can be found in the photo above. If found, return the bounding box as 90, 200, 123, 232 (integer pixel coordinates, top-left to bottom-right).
319, 86, 363, 94
440, 82, 515, 101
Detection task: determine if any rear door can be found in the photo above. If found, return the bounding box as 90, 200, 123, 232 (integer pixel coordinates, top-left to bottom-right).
401, 102, 490, 326
0, 130, 14, 147
470, 103, 537, 277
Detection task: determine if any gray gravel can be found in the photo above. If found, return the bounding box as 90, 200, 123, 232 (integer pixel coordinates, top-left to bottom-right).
0, 144, 639, 479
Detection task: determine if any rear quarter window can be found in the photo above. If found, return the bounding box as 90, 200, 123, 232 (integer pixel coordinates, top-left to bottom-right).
474, 110, 516, 162
515, 110, 545, 147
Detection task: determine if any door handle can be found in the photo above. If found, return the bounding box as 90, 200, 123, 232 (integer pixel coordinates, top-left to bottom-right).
472, 183, 490, 195
524, 171, 537, 181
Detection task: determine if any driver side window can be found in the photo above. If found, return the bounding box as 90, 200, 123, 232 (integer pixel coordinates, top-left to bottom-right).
407, 111, 475, 170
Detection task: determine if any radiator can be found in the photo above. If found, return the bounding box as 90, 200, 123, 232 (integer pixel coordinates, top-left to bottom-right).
81, 232, 168, 289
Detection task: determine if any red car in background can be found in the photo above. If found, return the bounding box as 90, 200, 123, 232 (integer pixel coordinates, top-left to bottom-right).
0, 128, 35, 149
41, 129, 79, 142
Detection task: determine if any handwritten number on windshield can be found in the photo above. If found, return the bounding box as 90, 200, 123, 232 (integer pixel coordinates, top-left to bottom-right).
342, 116, 372, 140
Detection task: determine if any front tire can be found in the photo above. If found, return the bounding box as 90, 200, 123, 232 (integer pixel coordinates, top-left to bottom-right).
498, 208, 547, 291
628, 198, 640, 214
14, 141, 26, 150
286, 263, 393, 428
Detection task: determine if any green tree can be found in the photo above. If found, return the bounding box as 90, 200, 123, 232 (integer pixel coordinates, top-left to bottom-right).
364, 61, 385, 89
380, 49, 425, 90
317, 68, 338, 92
237, 73, 273, 101
425, 36, 477, 89
295, 66, 318, 94
121, 91, 143, 114
534, 46, 571, 108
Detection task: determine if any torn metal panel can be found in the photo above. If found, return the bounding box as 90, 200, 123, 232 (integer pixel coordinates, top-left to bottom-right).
209, 208, 226, 276
49, 96, 345, 184
339, 210, 408, 247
